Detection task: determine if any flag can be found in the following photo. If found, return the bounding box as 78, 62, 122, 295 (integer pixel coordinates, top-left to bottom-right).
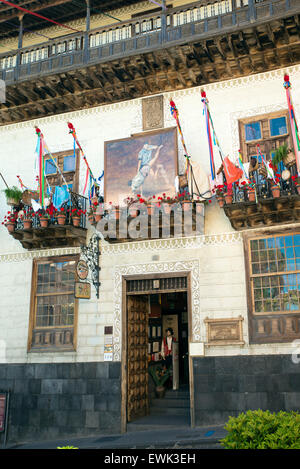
223, 156, 243, 185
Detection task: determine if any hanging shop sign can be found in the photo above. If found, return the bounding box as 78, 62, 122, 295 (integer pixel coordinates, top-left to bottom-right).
75, 282, 91, 299
76, 259, 89, 281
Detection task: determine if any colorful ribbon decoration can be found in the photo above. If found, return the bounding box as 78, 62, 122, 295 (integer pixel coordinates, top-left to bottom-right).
170, 99, 190, 174
35, 127, 45, 208
256, 144, 276, 183
67, 122, 95, 199
284, 74, 300, 176
201, 90, 217, 181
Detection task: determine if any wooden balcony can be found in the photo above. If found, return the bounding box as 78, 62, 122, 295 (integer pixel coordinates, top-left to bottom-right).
220, 171, 300, 230
0, 0, 299, 124
6, 192, 87, 250
90, 201, 205, 243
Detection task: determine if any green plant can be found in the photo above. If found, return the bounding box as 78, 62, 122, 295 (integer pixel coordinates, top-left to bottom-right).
272, 143, 289, 168
3, 186, 23, 202
57, 446, 78, 449
220, 410, 300, 449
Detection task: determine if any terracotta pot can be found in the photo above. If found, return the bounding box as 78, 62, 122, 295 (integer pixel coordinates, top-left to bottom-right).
111, 208, 120, 220
129, 207, 139, 218
23, 219, 32, 230
217, 196, 224, 208
40, 217, 49, 228
147, 204, 155, 216
182, 200, 192, 211
57, 214, 66, 225
195, 203, 204, 214
224, 194, 233, 205
88, 214, 95, 224
72, 216, 80, 227
163, 203, 172, 214
248, 189, 256, 202
271, 185, 280, 198
6, 222, 15, 233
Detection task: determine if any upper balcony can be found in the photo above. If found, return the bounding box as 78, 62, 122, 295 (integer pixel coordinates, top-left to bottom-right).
0, 0, 299, 124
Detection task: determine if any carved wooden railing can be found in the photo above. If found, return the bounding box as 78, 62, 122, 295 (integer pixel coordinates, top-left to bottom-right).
0, 0, 298, 83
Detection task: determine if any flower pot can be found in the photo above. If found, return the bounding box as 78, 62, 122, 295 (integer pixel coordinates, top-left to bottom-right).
129, 207, 139, 218
224, 194, 233, 205
21, 190, 39, 205
6, 197, 20, 206
182, 200, 192, 211
40, 217, 49, 228
155, 386, 166, 399
147, 204, 155, 216
23, 219, 32, 230
57, 215, 66, 225
217, 196, 224, 208
271, 185, 280, 198
247, 189, 256, 202
163, 203, 172, 214
195, 203, 204, 215
6, 222, 15, 233
72, 216, 81, 227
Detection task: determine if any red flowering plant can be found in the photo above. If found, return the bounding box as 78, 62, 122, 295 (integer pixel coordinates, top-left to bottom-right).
22, 206, 34, 221
37, 207, 53, 219
212, 184, 226, 197
71, 207, 86, 218
2, 210, 18, 227
239, 180, 256, 191
55, 206, 68, 218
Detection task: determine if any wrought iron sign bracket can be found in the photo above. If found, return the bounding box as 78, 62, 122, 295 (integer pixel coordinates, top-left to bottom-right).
80, 233, 101, 299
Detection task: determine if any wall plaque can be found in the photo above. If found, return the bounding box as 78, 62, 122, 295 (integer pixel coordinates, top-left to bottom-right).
142, 95, 164, 131
205, 316, 244, 346
76, 260, 89, 280
75, 282, 91, 299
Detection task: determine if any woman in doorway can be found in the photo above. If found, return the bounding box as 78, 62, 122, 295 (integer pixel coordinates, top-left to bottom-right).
161, 327, 176, 374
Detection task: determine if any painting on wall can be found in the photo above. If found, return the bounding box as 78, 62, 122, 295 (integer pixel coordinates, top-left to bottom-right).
104, 127, 178, 205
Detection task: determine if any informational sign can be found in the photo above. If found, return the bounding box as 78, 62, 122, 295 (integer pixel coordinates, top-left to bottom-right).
0, 393, 7, 433
104, 335, 113, 361
74, 282, 91, 299
76, 260, 89, 280
162, 314, 179, 341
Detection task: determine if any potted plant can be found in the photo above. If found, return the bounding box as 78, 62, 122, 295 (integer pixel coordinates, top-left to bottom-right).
22, 206, 34, 229
241, 180, 256, 202
272, 143, 295, 169
212, 185, 225, 207
292, 175, 300, 194
71, 207, 85, 227
3, 186, 23, 206
2, 211, 17, 233
147, 196, 156, 216
270, 175, 281, 198
38, 208, 51, 228
56, 207, 67, 225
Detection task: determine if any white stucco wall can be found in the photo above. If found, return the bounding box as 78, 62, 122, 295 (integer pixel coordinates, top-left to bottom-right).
0, 63, 300, 364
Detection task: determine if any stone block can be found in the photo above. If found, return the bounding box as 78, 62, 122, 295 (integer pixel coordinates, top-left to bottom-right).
85, 411, 100, 428
41, 379, 63, 395
81, 394, 95, 411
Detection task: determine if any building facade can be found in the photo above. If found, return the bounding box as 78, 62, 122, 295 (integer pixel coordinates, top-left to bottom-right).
0, 0, 300, 444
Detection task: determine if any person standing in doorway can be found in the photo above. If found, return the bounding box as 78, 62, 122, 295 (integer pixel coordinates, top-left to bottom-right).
161, 327, 175, 371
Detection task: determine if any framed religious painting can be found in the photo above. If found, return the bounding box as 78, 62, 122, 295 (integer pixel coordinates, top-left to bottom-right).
104, 127, 178, 206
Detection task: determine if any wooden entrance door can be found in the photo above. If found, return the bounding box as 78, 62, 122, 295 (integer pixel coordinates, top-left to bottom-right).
127, 295, 149, 422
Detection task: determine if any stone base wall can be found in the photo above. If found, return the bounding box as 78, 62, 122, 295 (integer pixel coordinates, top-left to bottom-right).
0, 362, 121, 445
193, 354, 300, 425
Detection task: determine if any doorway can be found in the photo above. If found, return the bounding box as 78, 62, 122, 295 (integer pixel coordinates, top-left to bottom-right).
122, 274, 191, 429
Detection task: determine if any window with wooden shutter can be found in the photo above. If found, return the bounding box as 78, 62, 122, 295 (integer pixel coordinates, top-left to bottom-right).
44, 149, 80, 194
28, 255, 79, 351
239, 110, 292, 164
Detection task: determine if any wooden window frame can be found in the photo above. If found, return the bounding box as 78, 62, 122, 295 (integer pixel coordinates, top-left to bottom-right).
239, 110, 292, 163
243, 228, 300, 344
44, 149, 80, 193
28, 254, 79, 352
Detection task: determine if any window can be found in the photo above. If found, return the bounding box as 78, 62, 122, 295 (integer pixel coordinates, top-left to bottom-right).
29, 256, 78, 351
244, 231, 300, 344
239, 110, 292, 164
44, 150, 79, 193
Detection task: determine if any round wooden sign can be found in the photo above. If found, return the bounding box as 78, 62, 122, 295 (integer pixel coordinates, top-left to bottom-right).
76, 260, 89, 280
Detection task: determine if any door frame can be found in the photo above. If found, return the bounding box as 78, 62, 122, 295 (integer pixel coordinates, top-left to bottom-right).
121, 271, 193, 433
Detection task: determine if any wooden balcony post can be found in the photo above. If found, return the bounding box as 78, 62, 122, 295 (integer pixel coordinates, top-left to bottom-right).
16, 14, 24, 77
248, 0, 256, 21
84, 0, 91, 61
161, 0, 167, 42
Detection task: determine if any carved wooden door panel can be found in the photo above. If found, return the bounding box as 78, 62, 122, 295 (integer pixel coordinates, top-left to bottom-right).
127, 295, 149, 422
